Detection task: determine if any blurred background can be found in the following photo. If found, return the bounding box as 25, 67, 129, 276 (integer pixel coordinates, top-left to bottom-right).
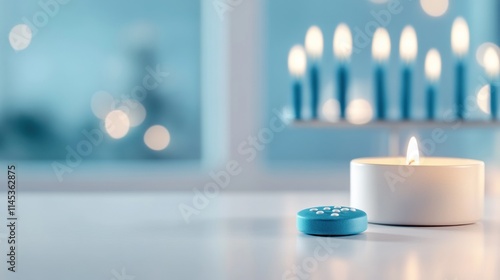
0, 0, 201, 161
1, 0, 499, 192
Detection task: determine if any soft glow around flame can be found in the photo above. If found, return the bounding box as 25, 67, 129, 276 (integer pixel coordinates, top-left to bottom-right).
406, 137, 420, 165
333, 23, 353, 60
399, 26, 418, 63
425, 49, 441, 82
288, 45, 307, 77
484, 47, 500, 78
372, 28, 391, 61
451, 17, 469, 57
305, 26, 324, 59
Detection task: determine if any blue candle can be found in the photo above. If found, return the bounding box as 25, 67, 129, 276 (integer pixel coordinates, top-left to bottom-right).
337, 64, 348, 119
374, 65, 386, 120
399, 25, 418, 121
484, 47, 500, 121
455, 60, 465, 120
305, 26, 323, 120
426, 85, 436, 120
424, 49, 441, 121
309, 64, 319, 119
371, 28, 391, 121
491, 83, 497, 120
401, 66, 411, 120
451, 17, 469, 120
293, 81, 302, 120
333, 23, 353, 120
288, 45, 307, 121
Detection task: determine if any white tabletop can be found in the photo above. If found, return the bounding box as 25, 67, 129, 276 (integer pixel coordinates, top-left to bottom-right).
1, 191, 499, 280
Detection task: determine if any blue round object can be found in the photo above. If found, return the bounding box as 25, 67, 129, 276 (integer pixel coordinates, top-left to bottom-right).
297, 206, 367, 236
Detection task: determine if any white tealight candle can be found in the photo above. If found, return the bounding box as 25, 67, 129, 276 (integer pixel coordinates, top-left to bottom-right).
350, 137, 484, 226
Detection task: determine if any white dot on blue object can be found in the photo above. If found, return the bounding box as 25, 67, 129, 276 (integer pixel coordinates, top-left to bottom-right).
297, 206, 367, 236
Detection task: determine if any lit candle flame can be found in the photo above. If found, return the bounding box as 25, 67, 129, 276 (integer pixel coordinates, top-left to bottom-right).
288, 45, 307, 77
406, 137, 420, 165
451, 17, 469, 57
333, 23, 353, 60
372, 28, 391, 62
484, 47, 500, 78
425, 49, 442, 82
399, 26, 418, 63
305, 26, 324, 59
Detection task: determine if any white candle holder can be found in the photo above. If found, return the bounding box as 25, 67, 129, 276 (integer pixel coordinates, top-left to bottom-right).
350, 157, 484, 226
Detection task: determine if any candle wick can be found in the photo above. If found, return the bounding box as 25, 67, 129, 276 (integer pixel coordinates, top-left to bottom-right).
408, 159, 415, 165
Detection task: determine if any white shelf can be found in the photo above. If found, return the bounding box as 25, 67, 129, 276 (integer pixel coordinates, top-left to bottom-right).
291, 120, 500, 129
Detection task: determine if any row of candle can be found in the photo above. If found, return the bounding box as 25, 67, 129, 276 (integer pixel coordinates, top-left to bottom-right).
288, 17, 500, 121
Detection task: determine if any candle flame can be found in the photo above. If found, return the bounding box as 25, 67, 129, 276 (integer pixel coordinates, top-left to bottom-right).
305, 26, 324, 58
451, 17, 469, 56
484, 47, 500, 78
425, 49, 442, 81
333, 23, 353, 60
288, 45, 307, 77
399, 26, 418, 62
372, 28, 391, 62
406, 137, 420, 165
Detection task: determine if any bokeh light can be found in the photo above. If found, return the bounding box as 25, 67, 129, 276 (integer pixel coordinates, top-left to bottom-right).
144, 125, 171, 151
476, 85, 490, 115
120, 100, 146, 127
484, 47, 500, 78
9, 24, 32, 51
321, 98, 340, 122
476, 42, 499, 67
420, 0, 449, 17
347, 99, 373, 125
105, 110, 130, 139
